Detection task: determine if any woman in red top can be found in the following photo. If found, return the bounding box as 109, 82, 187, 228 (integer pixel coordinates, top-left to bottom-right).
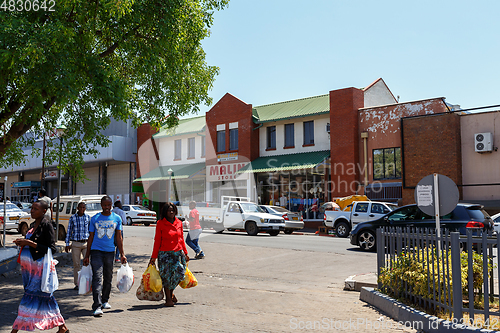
149, 202, 189, 307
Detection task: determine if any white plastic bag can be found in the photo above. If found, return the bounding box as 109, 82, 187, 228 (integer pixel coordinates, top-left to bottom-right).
116, 263, 134, 293
78, 265, 92, 295
41, 248, 59, 294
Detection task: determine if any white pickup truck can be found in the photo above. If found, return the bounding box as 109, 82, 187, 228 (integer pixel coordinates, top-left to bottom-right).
180, 196, 285, 236
324, 201, 397, 238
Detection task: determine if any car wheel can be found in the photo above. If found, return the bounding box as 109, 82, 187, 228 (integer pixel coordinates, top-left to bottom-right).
335, 221, 350, 238
284, 229, 293, 234
126, 217, 132, 225
268, 230, 279, 236
19, 222, 28, 236
358, 230, 376, 252
58, 225, 66, 241
245, 221, 258, 236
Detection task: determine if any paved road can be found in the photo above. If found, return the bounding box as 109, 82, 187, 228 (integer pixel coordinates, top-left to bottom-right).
0, 228, 415, 332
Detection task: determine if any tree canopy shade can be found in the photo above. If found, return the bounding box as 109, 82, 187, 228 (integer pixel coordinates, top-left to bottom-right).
0, 0, 228, 180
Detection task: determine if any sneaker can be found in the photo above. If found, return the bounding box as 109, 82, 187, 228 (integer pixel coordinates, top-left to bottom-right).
195, 252, 205, 259
102, 302, 111, 309
73, 285, 79, 290
115, 259, 120, 263
93, 307, 103, 317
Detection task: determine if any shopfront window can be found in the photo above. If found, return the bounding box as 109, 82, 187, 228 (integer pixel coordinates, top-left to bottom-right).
373, 147, 401, 180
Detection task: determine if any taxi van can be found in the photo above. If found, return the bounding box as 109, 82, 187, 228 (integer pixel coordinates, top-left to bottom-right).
19, 195, 107, 240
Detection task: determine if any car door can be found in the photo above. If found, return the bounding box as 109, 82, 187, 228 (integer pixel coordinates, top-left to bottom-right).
351, 202, 369, 224
224, 203, 244, 229
368, 203, 390, 221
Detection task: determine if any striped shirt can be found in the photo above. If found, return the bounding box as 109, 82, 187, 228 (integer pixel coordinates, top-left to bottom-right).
65, 212, 91, 246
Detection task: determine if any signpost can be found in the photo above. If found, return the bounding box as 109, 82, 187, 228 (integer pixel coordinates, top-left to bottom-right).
415, 174, 459, 255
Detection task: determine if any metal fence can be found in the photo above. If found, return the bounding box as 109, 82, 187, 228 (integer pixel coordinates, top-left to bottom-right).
376, 227, 500, 322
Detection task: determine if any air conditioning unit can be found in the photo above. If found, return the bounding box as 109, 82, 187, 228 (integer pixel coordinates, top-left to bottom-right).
474, 132, 493, 153
326, 123, 330, 134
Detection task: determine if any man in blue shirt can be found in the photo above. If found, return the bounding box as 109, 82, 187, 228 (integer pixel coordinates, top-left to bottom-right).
65, 202, 90, 290
83, 196, 127, 317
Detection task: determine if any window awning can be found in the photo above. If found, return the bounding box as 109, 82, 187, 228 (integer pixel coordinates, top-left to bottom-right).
237, 150, 330, 173
133, 162, 205, 182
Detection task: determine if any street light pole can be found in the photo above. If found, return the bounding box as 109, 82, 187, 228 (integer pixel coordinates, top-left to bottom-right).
167, 168, 173, 204
54, 126, 66, 241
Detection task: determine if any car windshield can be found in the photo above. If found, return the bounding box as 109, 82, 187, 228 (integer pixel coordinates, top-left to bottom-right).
0, 203, 24, 212
269, 206, 290, 213
85, 202, 102, 212
467, 207, 489, 221
240, 203, 264, 213
132, 205, 149, 211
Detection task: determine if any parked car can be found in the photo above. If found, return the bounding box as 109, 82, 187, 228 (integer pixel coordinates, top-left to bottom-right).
0, 203, 31, 233
259, 205, 304, 234
350, 203, 493, 252
491, 212, 500, 234
324, 201, 397, 238
121, 204, 157, 226
12, 201, 32, 213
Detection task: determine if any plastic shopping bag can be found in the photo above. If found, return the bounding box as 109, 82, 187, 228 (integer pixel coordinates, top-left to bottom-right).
179, 264, 197, 289
142, 264, 162, 292
41, 248, 59, 294
78, 265, 92, 295
136, 278, 164, 301
116, 263, 135, 293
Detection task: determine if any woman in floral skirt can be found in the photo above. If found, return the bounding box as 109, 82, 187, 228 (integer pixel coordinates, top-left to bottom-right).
11, 201, 69, 333
149, 202, 189, 307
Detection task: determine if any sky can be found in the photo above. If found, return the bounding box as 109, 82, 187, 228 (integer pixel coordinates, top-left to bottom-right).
192, 0, 500, 116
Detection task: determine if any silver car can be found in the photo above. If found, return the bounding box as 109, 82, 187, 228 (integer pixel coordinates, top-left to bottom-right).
0, 203, 31, 233
259, 205, 304, 234
121, 205, 157, 226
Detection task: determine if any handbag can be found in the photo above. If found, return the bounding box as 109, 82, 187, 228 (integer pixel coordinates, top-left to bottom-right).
78, 265, 92, 295
41, 248, 59, 294
136, 278, 164, 301
179, 265, 197, 289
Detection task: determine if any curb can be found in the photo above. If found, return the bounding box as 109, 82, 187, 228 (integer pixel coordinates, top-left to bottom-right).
344, 274, 377, 291
360, 287, 497, 333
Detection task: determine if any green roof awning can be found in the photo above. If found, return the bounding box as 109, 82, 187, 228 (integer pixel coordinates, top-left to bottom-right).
253, 94, 329, 123
237, 150, 330, 173
154, 116, 206, 138
134, 162, 205, 182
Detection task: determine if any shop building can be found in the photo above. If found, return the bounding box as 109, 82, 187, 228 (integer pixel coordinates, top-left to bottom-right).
0, 119, 137, 203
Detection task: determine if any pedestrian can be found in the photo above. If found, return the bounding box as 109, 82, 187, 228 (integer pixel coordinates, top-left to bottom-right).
112, 200, 127, 263
148, 202, 189, 307
83, 195, 126, 317
11, 201, 70, 333
65, 202, 90, 290
37, 188, 52, 222
185, 201, 204, 259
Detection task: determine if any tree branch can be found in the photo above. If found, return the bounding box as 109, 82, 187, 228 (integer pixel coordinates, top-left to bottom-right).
98, 26, 140, 58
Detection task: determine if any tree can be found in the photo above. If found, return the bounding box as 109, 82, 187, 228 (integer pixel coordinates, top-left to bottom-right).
0, 0, 228, 180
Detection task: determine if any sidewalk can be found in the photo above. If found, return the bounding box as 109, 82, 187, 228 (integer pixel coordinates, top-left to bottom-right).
0, 232, 411, 333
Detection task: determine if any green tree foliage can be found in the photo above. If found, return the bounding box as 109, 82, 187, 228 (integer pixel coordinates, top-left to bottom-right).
0, 0, 228, 180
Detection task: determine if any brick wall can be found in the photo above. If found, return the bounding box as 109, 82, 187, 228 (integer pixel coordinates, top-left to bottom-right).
205, 93, 260, 166
136, 123, 159, 178
401, 113, 462, 205
329, 87, 364, 197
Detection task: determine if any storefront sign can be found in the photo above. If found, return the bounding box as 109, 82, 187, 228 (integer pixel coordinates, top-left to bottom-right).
207, 162, 249, 181
217, 152, 238, 162
44, 170, 59, 179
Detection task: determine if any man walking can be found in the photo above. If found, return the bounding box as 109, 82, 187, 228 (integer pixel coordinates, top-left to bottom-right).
112, 201, 127, 263
83, 196, 126, 317
65, 202, 90, 290
186, 201, 204, 259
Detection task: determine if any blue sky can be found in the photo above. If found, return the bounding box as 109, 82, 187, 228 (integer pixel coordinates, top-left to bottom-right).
193, 0, 499, 115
